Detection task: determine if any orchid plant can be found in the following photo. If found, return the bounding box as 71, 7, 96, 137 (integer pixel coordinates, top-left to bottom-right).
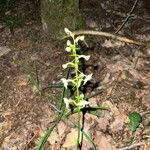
37, 28, 109, 150
61, 28, 93, 148
62, 28, 92, 109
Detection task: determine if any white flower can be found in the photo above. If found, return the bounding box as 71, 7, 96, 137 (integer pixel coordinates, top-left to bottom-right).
77, 73, 84, 87
61, 78, 73, 89
67, 40, 72, 46
77, 100, 90, 108
83, 73, 93, 85
75, 36, 85, 43
65, 47, 72, 52
64, 28, 74, 38
62, 63, 69, 69
62, 62, 75, 69
61, 78, 68, 89
64, 28, 70, 34
79, 36, 85, 41
78, 55, 90, 61
63, 98, 70, 108
63, 98, 75, 109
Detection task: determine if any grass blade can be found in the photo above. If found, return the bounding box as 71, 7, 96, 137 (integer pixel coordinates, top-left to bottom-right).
82, 130, 96, 150
37, 68, 70, 149
37, 124, 56, 150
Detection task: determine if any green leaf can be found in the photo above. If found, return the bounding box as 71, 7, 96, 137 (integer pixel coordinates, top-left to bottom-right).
71, 120, 96, 150
65, 105, 110, 117
82, 130, 96, 150
18, 63, 41, 95
37, 124, 56, 150
129, 112, 142, 132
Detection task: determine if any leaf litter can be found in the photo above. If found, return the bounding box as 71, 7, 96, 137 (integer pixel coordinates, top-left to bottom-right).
0, 0, 150, 149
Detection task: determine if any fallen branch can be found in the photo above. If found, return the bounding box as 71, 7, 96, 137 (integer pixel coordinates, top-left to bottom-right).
63, 30, 148, 47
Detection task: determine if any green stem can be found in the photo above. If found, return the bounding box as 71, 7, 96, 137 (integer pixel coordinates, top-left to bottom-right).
73, 41, 81, 149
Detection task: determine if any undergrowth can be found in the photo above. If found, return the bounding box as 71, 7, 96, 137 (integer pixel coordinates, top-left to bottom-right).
18, 28, 143, 150
36, 28, 109, 150
17, 27, 144, 150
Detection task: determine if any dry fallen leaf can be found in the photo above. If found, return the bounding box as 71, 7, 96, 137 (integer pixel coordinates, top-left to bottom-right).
94, 131, 113, 150
141, 92, 150, 109
57, 121, 67, 137
47, 128, 59, 145
102, 101, 120, 116
110, 114, 128, 132
62, 128, 78, 148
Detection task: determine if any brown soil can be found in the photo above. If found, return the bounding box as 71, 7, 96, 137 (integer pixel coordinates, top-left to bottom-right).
0, 0, 150, 150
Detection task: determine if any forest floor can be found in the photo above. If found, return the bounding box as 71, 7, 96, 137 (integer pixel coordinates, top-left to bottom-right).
0, 0, 150, 150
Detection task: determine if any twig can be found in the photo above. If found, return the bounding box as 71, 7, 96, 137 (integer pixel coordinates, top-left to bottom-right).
63, 30, 147, 46
34, 61, 41, 94
48, 102, 62, 113
140, 110, 150, 116
107, 11, 150, 24
118, 142, 144, 150
22, 134, 36, 150
115, 0, 139, 34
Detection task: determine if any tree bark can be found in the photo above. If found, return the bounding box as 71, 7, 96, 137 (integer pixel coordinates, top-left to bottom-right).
40, 0, 85, 39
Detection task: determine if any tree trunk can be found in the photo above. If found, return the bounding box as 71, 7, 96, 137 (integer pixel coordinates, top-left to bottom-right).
40, 0, 85, 39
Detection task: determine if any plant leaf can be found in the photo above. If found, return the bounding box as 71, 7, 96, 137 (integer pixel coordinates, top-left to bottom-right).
129, 112, 142, 132
65, 105, 110, 117
37, 124, 56, 150
82, 130, 96, 150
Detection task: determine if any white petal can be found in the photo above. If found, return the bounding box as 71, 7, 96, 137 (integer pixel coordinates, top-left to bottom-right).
62, 62, 75, 69
77, 100, 90, 107
62, 63, 68, 69
75, 36, 85, 43
64, 98, 76, 109
61, 78, 68, 89
61, 78, 74, 89
78, 55, 90, 61
64, 28, 74, 38
63, 98, 69, 109
65, 47, 72, 52
64, 28, 70, 34
67, 40, 72, 46
77, 73, 85, 87
79, 36, 84, 41
83, 73, 93, 85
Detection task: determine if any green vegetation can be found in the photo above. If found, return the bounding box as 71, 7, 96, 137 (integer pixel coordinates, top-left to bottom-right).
1, 16, 23, 35
18, 63, 41, 96
36, 29, 109, 150
129, 112, 142, 132
18, 28, 144, 150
